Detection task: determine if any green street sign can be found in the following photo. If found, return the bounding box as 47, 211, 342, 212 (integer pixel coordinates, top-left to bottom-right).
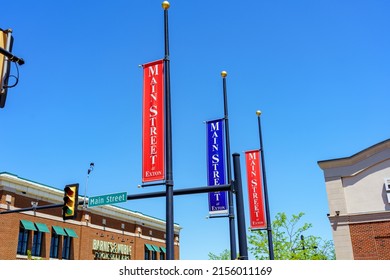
88, 192, 127, 208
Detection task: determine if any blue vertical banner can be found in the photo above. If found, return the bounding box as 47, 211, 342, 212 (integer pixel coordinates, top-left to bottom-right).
206, 119, 229, 216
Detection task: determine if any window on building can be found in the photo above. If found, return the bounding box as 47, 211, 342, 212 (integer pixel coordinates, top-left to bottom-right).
144, 244, 160, 260
49, 226, 77, 260
63, 228, 78, 260
31, 231, 43, 257
160, 247, 166, 260
50, 232, 60, 259
17, 220, 37, 256
151, 250, 157, 260
150, 245, 160, 260
144, 246, 150, 260
50, 226, 71, 259
62, 235, 72, 260
32, 222, 49, 258
17, 227, 29, 255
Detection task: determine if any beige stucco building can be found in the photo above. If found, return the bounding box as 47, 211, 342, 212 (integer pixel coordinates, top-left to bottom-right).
318, 139, 390, 260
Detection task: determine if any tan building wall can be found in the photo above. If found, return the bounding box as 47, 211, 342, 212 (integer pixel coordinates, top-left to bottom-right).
0, 172, 180, 260
318, 139, 390, 260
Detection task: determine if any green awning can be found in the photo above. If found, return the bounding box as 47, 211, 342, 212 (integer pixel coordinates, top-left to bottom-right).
20, 220, 37, 231
52, 225, 67, 236
151, 245, 160, 252
64, 228, 78, 238
145, 244, 154, 251
35, 222, 50, 233
160, 247, 166, 253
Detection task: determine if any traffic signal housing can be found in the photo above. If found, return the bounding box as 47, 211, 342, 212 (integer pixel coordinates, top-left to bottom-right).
63, 184, 79, 220
0, 28, 14, 108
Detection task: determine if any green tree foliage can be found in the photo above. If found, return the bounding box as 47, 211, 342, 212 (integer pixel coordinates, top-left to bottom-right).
208, 249, 231, 260
248, 212, 335, 260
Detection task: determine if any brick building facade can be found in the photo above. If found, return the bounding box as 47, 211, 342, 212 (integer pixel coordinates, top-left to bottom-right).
349, 222, 390, 259
318, 139, 390, 259
0, 172, 181, 260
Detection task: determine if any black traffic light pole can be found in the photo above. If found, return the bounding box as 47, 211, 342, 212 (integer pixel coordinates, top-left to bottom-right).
162, 1, 175, 261
0, 184, 232, 215
232, 153, 248, 260
256, 110, 274, 260
221, 71, 237, 260
0, 202, 63, 214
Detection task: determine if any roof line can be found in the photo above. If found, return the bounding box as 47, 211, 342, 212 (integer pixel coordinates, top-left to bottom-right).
0, 171, 180, 227
317, 138, 390, 168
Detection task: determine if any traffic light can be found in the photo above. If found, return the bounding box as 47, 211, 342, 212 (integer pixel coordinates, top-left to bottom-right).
0, 28, 13, 108
63, 184, 79, 220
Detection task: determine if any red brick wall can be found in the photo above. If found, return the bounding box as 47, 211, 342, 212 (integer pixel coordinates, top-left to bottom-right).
0, 211, 20, 259
350, 221, 390, 260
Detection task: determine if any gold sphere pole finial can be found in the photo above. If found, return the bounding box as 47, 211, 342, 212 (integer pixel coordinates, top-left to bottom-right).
221, 71, 227, 78
162, 1, 170, 10
256, 110, 262, 116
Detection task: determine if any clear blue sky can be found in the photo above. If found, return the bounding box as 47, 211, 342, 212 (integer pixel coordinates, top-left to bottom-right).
1, 0, 390, 260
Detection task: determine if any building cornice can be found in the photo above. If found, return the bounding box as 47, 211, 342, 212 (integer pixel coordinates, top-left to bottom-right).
329, 210, 390, 226
318, 138, 390, 170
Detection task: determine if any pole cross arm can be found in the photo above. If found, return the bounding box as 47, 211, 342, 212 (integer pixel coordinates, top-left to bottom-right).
0, 203, 63, 214
0, 184, 232, 215
0, 47, 25, 65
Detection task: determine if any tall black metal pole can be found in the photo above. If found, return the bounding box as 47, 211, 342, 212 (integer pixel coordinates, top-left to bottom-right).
163, 1, 174, 260
221, 71, 237, 260
232, 153, 248, 260
256, 110, 274, 260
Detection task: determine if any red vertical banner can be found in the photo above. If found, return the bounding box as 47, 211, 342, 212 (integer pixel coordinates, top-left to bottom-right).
142, 60, 165, 183
245, 150, 267, 230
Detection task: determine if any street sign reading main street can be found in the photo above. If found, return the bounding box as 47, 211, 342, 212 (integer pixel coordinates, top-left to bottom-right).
88, 192, 127, 208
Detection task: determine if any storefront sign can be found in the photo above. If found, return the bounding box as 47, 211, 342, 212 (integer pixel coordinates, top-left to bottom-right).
142, 59, 165, 183
206, 119, 228, 216
92, 239, 132, 260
